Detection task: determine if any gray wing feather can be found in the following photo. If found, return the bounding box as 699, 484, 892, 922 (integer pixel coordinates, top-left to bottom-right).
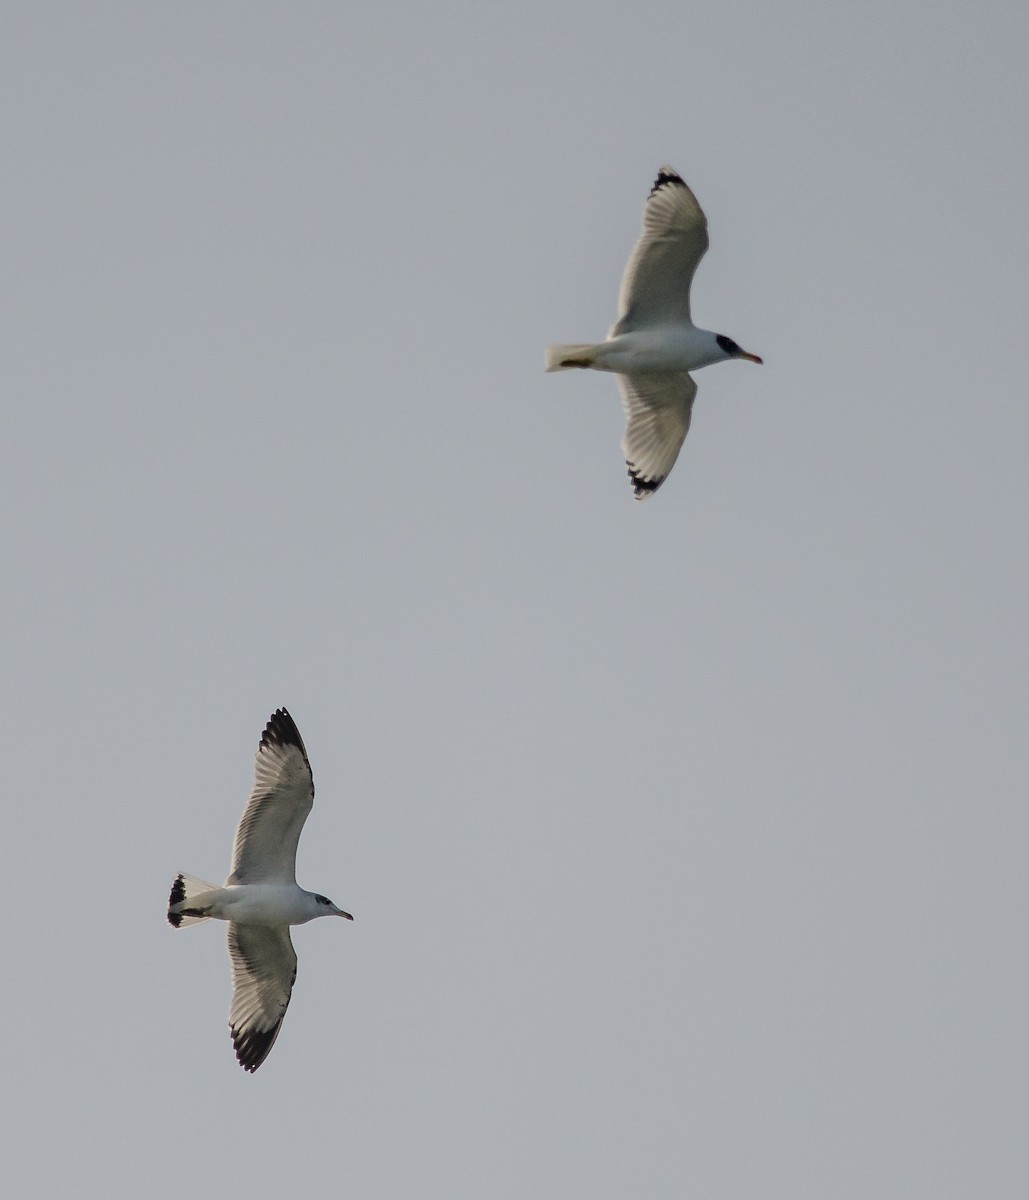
619, 372, 698, 500
227, 710, 314, 884
611, 168, 709, 336
227, 923, 298, 1072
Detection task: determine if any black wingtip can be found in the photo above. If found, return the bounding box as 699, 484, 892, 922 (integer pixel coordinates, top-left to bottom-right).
260, 708, 308, 757
167, 873, 185, 928
627, 464, 664, 500
231, 1023, 280, 1073
649, 166, 686, 197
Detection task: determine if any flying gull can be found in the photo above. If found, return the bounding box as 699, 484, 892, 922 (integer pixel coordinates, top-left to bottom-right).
167, 708, 352, 1072
546, 166, 762, 499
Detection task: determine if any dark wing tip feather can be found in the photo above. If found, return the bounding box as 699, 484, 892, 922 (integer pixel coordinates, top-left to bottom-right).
649, 166, 686, 197
261, 708, 309, 761
167, 874, 185, 928
627, 464, 665, 499
231, 1022, 282, 1073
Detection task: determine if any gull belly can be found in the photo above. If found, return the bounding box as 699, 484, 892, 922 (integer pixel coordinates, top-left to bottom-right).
590, 326, 727, 374
205, 883, 323, 926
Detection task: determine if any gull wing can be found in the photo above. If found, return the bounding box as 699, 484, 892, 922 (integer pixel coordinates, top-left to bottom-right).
619, 372, 698, 500
226, 708, 314, 885
610, 167, 709, 336
227, 922, 297, 1072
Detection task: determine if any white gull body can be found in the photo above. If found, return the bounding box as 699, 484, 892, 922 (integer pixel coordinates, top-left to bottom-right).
546, 166, 762, 499
167, 708, 352, 1072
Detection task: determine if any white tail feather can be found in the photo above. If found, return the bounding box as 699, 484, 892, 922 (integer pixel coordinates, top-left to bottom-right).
167, 873, 219, 927
545, 343, 600, 372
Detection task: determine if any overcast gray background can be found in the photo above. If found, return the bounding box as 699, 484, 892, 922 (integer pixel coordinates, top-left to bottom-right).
4, 2, 1028, 1197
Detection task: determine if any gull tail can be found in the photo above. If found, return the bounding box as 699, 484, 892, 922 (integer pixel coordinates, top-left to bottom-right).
545, 343, 601, 372
167, 873, 219, 928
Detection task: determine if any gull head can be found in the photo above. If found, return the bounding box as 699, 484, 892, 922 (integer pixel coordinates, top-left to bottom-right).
313, 893, 354, 921
715, 334, 763, 365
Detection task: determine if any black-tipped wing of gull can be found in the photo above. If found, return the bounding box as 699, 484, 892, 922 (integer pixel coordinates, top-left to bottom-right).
227, 922, 298, 1073
619, 372, 697, 500
610, 167, 709, 337
227, 708, 314, 885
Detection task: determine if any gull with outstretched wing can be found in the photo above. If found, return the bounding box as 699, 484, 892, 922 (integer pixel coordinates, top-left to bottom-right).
547, 167, 762, 499
168, 708, 352, 1072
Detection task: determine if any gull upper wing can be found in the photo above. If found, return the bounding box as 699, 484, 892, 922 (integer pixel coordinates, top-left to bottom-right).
227, 922, 298, 1073
619, 372, 698, 500
610, 167, 709, 336
226, 708, 314, 885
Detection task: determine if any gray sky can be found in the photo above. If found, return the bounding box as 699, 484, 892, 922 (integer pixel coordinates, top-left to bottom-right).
4, 2, 1029, 1197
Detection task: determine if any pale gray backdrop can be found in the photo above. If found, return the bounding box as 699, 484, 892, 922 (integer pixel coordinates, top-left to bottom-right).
3, 2, 1028, 1197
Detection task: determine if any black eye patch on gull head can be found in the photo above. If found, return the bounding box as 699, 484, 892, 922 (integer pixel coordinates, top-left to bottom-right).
716, 334, 742, 356
315, 895, 332, 905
